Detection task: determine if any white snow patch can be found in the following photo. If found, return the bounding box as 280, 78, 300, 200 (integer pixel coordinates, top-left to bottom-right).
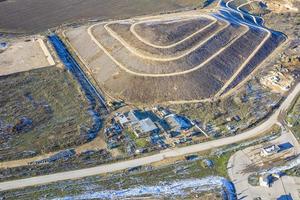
54, 176, 225, 200
263, 156, 300, 174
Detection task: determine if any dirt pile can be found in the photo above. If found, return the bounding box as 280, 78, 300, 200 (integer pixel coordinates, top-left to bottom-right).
65, 7, 285, 103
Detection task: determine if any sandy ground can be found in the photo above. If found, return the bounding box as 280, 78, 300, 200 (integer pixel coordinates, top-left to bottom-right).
0, 36, 55, 76
75, 136, 107, 152
265, 0, 299, 13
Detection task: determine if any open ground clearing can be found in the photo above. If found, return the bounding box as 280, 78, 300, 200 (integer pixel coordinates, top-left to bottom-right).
0, 37, 55, 76
0, 0, 208, 33
64, 1, 285, 103
286, 95, 300, 141
264, 0, 299, 13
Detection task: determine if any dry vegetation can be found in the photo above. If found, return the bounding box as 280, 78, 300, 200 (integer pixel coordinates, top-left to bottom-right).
0, 67, 93, 161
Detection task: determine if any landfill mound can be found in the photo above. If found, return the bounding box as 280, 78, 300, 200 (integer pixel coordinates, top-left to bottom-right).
65, 3, 285, 103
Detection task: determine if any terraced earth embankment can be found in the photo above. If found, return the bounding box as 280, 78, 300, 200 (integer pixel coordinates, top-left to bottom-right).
64, 0, 286, 103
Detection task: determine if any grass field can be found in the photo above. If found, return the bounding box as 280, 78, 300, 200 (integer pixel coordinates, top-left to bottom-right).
287, 95, 300, 141
0, 66, 93, 161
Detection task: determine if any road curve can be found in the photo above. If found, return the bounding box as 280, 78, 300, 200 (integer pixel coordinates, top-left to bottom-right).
103, 18, 230, 61
226, 0, 261, 25
89, 19, 249, 77
87, 0, 279, 81
130, 15, 218, 49
215, 0, 283, 97
236, 0, 265, 25
0, 82, 299, 192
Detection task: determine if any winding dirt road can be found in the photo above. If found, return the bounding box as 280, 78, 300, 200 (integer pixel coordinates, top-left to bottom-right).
89, 20, 249, 77
104, 18, 227, 61
130, 15, 218, 49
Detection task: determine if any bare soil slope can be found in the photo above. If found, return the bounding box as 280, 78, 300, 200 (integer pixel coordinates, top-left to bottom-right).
65, 7, 285, 103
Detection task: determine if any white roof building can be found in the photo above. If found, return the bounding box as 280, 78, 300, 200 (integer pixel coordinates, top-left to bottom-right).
260, 145, 280, 157
131, 118, 159, 138
116, 114, 129, 127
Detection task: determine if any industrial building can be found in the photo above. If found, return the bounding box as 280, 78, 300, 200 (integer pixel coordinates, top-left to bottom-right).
165, 114, 192, 131
130, 118, 159, 138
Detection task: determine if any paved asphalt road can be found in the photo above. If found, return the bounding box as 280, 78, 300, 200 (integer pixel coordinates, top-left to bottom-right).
0, 82, 299, 192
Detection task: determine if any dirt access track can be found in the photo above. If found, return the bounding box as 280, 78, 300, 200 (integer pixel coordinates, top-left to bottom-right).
0, 36, 55, 76
64, 0, 286, 103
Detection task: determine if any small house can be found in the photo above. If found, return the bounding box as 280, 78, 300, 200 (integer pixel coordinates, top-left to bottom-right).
202, 159, 214, 168
115, 114, 129, 127
260, 145, 280, 157
165, 114, 192, 131
131, 118, 159, 138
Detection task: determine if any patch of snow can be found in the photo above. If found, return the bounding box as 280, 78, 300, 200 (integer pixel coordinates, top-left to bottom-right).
263, 156, 300, 174
54, 177, 236, 200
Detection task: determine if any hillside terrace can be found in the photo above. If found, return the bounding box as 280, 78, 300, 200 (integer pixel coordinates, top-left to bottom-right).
64, 1, 285, 103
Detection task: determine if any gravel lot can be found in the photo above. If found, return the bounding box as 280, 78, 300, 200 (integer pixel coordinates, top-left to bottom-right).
0, 37, 54, 76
